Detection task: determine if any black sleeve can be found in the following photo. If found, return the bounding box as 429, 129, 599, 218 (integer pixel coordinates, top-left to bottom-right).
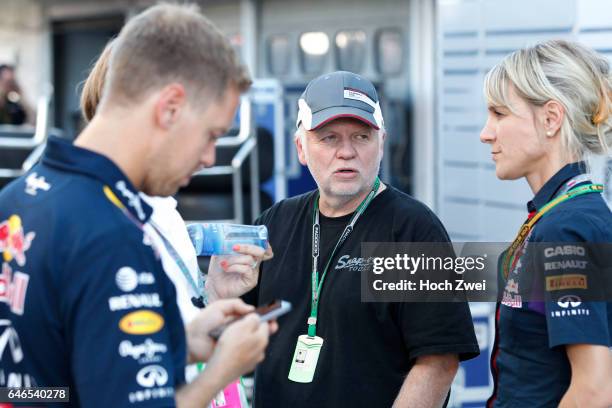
394, 205, 480, 362
396, 301, 480, 361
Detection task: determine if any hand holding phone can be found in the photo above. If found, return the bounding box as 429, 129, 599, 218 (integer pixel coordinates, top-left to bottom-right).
209, 300, 291, 340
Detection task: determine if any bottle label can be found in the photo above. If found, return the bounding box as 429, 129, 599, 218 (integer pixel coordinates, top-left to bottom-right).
188, 223, 268, 256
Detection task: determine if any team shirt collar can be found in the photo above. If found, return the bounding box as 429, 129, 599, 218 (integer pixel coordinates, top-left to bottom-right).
42, 136, 153, 223
527, 161, 587, 213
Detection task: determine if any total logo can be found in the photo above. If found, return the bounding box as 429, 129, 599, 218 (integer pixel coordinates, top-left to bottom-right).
136, 365, 168, 388
551, 295, 590, 318
115, 267, 155, 292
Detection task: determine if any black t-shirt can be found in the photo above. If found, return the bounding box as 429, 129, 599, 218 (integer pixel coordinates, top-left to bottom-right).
245, 186, 479, 408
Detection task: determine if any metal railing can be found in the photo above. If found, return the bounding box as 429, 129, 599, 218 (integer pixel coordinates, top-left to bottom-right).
191, 97, 260, 223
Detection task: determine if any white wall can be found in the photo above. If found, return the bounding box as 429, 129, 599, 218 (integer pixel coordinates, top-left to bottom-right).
436, 0, 612, 241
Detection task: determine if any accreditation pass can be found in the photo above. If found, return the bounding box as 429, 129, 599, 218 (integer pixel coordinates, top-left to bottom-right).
288, 335, 324, 383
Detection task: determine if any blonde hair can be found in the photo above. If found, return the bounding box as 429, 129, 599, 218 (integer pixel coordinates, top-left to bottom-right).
484, 39, 612, 160
81, 39, 114, 122
104, 3, 251, 109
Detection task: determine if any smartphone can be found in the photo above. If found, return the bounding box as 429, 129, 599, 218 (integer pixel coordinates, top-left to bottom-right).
255, 300, 292, 322
209, 300, 292, 340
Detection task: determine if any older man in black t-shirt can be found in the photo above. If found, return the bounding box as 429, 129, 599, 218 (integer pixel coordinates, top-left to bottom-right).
207, 71, 479, 407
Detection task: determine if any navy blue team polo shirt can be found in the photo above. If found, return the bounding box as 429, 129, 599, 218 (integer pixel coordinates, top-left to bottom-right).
0, 136, 186, 407
489, 162, 612, 407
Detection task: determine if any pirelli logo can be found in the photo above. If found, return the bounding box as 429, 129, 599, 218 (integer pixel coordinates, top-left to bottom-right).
545, 274, 588, 291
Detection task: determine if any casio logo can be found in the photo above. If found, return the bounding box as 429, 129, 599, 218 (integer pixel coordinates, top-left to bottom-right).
544, 245, 585, 258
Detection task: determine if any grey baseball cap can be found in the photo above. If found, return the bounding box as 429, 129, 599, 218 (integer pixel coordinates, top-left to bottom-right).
296, 71, 384, 131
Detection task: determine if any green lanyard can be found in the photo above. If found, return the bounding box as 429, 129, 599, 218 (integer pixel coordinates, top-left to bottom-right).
501, 182, 604, 280
308, 177, 381, 337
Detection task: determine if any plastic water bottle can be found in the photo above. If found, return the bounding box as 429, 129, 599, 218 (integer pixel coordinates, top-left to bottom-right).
187, 223, 268, 256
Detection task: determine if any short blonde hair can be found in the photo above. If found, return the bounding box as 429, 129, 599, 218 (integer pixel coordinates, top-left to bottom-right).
104, 3, 251, 109
81, 39, 114, 122
484, 39, 612, 160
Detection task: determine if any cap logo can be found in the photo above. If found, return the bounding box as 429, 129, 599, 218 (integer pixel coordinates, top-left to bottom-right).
373, 101, 384, 129
344, 89, 376, 109
297, 98, 313, 129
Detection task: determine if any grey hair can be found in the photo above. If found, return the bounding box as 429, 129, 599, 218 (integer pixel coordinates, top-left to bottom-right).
484, 39, 612, 161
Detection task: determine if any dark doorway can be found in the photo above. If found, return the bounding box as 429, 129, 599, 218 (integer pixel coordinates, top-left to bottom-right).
52, 15, 123, 139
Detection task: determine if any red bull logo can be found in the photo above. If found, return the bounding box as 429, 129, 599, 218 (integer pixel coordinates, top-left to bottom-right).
505, 278, 519, 294
0, 215, 36, 267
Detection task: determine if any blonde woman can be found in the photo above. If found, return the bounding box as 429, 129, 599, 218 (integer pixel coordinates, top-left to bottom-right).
480, 39, 612, 407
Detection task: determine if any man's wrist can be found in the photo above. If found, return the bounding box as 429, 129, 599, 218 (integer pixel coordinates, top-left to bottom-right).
203, 353, 237, 389
204, 276, 220, 303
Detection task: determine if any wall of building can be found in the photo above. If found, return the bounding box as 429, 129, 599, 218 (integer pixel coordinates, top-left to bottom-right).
436, 0, 612, 241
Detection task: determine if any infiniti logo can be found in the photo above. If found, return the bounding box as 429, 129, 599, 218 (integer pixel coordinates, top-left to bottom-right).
557, 295, 582, 309
136, 365, 168, 388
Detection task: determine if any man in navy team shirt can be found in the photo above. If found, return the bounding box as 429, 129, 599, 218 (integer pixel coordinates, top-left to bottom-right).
0, 4, 274, 407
